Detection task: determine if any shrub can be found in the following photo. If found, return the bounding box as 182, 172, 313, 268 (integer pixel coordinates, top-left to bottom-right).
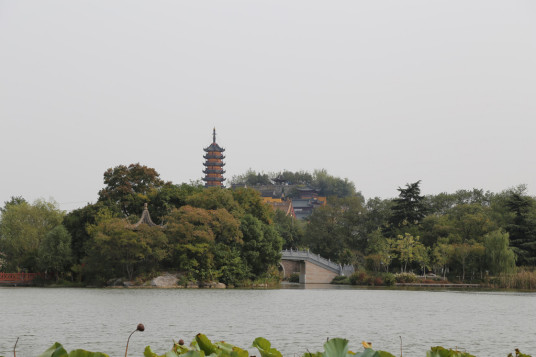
395, 272, 417, 283
349, 271, 368, 285
289, 273, 300, 283
331, 275, 350, 284
383, 273, 396, 286
373, 277, 384, 286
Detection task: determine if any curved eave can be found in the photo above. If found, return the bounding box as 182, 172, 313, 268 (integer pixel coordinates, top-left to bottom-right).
203, 144, 225, 152
203, 169, 226, 174
203, 154, 226, 159
202, 177, 226, 182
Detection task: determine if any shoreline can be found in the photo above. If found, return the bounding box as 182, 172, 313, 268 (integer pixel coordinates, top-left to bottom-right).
2, 282, 535, 292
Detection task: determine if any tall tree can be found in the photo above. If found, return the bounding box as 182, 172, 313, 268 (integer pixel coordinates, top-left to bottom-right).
305, 196, 365, 263
389, 180, 428, 229
98, 163, 166, 216
484, 230, 516, 275
63, 202, 120, 264
37, 225, 72, 280
240, 214, 283, 277
503, 188, 536, 266
0, 199, 64, 272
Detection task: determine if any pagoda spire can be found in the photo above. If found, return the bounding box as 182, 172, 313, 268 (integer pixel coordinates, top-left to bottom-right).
213, 127, 216, 143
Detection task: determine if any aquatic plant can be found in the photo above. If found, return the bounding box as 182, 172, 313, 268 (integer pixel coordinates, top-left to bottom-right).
2, 334, 531, 357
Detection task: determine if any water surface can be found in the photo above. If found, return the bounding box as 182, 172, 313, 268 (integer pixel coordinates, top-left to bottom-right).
0, 286, 534, 356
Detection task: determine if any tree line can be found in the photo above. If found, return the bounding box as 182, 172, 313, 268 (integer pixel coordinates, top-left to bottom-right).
0, 164, 283, 285
290, 181, 535, 282
1, 164, 535, 285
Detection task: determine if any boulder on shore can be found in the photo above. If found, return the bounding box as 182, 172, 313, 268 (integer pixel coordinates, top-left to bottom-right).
151, 272, 179, 288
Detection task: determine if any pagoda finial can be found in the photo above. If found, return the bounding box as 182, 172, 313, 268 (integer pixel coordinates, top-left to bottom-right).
213, 127, 216, 143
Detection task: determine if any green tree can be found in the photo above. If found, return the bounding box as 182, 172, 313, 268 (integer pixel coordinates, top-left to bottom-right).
304, 196, 365, 264
98, 163, 166, 216
394, 233, 420, 272
413, 243, 430, 276
63, 202, 120, 265
240, 214, 283, 277
231, 169, 272, 186
164, 205, 246, 283
447, 204, 497, 243
0, 196, 27, 213
389, 180, 428, 229
86, 217, 167, 281
37, 225, 72, 281
366, 229, 396, 272
484, 230, 516, 275
0, 199, 64, 272
431, 238, 453, 278
312, 169, 357, 198
232, 187, 274, 224
503, 188, 536, 266
186, 187, 241, 215
273, 209, 304, 249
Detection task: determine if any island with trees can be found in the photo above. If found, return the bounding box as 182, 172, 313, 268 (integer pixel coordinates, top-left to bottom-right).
0, 164, 534, 290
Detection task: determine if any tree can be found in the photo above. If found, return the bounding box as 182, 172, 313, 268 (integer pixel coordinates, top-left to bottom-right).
389, 180, 428, 229
0, 199, 64, 272
86, 217, 167, 281
484, 230, 516, 275
503, 188, 536, 266
98, 163, 166, 216
313, 169, 357, 198
164, 205, 246, 283
240, 214, 282, 277
413, 243, 430, 276
0, 196, 27, 213
230, 169, 271, 186
431, 238, 453, 278
394, 233, 420, 272
37, 225, 72, 280
232, 187, 274, 224
447, 204, 497, 243
366, 229, 396, 272
186, 187, 241, 215
304, 196, 365, 263
63, 202, 120, 265
273, 209, 304, 249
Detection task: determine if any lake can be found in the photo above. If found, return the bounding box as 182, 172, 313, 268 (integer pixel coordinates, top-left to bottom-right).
0, 286, 534, 356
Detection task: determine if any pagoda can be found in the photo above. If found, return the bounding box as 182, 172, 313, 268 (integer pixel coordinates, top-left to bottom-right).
202, 128, 226, 187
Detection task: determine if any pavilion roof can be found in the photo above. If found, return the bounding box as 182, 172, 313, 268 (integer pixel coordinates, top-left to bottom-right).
132, 203, 158, 228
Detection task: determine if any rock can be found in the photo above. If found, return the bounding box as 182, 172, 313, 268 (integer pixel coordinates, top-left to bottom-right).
201, 281, 226, 289
186, 282, 199, 288
151, 273, 179, 288
123, 281, 135, 287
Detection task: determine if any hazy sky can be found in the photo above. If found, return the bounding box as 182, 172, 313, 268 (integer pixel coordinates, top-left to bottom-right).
1, 1, 535, 211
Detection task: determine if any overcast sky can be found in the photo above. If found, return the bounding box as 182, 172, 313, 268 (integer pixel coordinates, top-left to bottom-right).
1, 1, 535, 211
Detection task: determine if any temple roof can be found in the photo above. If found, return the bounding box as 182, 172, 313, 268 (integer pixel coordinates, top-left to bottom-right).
132, 203, 158, 228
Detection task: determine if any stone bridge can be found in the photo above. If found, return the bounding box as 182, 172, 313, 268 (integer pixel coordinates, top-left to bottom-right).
280, 249, 354, 284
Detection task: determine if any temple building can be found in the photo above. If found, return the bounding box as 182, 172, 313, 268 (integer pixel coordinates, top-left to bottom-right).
202, 128, 226, 187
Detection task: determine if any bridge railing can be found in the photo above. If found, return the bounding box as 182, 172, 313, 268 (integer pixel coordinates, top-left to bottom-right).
281, 249, 354, 276
0, 272, 41, 284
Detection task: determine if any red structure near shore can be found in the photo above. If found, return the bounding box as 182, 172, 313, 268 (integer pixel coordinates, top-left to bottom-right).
0, 272, 41, 285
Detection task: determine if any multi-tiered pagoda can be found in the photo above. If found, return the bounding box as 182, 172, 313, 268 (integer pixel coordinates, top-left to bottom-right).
202, 128, 226, 187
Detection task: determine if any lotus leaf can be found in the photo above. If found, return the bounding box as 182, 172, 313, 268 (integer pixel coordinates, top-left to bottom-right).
252, 337, 282, 357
